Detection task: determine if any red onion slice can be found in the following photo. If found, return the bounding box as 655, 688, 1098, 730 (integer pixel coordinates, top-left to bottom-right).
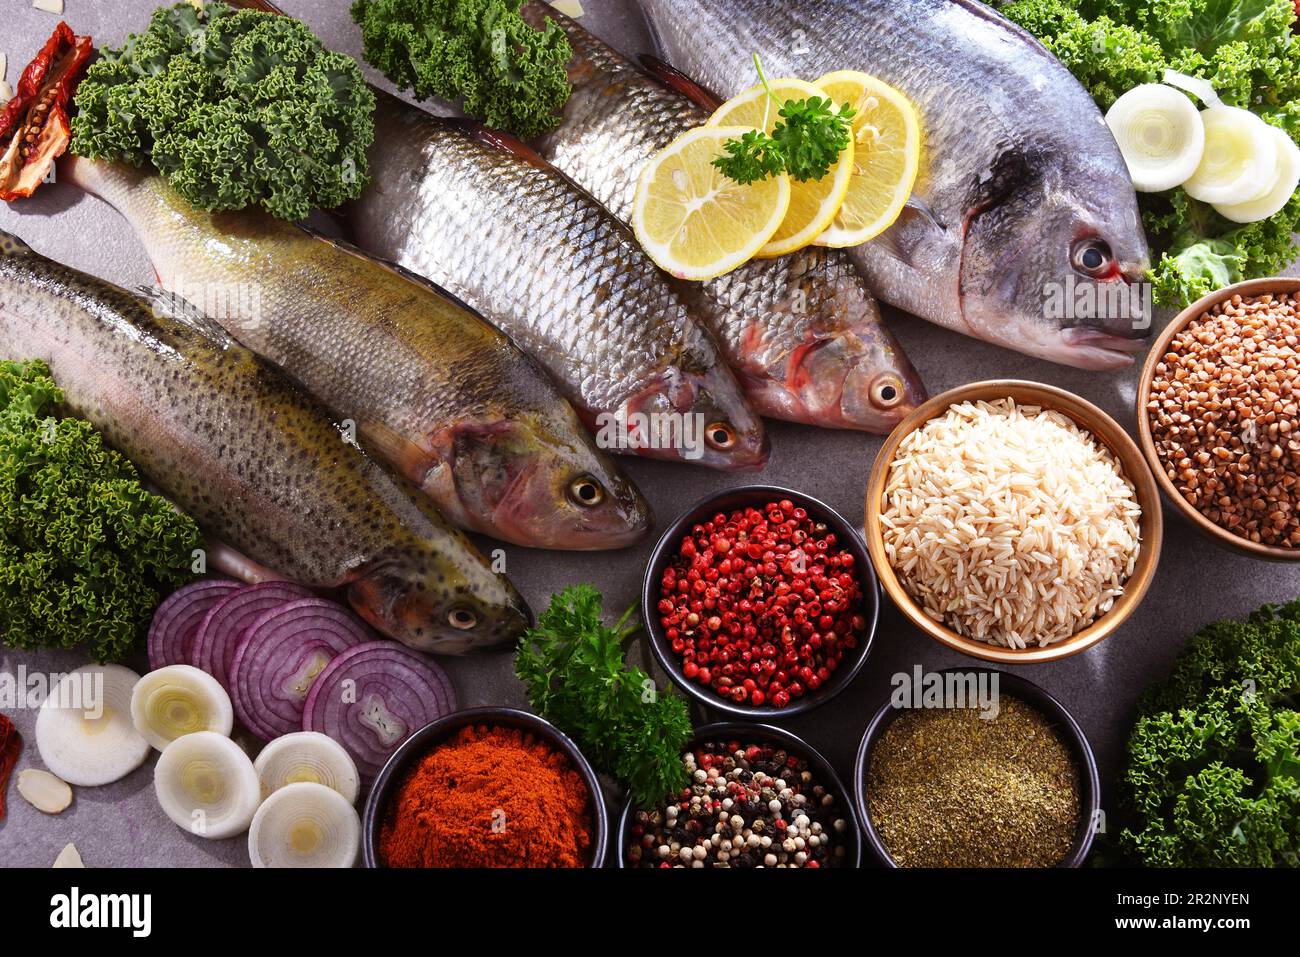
230, 599, 375, 742
303, 642, 457, 781
192, 582, 315, 691
148, 580, 242, 671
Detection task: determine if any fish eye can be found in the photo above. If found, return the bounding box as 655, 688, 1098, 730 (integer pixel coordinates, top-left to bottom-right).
872, 375, 905, 408
705, 421, 737, 450
447, 607, 478, 630
1071, 238, 1113, 276
567, 474, 605, 507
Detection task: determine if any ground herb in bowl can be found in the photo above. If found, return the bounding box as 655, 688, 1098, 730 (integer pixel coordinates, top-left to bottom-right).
866, 695, 1081, 867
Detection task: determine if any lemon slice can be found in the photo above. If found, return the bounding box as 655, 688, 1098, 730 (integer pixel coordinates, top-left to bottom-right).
633, 125, 791, 281
811, 71, 921, 247
706, 78, 855, 258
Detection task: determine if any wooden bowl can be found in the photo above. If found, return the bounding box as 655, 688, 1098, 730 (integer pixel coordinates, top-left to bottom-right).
1136, 277, 1300, 561
863, 380, 1163, 664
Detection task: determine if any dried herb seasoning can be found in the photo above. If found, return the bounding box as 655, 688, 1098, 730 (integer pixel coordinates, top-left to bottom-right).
866, 695, 1080, 867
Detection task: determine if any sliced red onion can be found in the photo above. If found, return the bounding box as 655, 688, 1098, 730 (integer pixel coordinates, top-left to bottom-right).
148, 580, 242, 671
230, 599, 374, 742
303, 642, 457, 781
192, 582, 315, 691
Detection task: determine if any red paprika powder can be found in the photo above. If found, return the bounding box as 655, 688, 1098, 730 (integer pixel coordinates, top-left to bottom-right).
379, 724, 592, 868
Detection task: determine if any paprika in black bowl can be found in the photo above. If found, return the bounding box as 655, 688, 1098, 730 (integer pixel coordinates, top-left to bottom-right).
641, 485, 878, 719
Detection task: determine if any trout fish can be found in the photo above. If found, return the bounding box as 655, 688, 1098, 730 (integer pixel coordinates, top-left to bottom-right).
0, 229, 528, 654
60, 156, 651, 551
520, 0, 926, 431
638, 0, 1154, 370
348, 93, 768, 470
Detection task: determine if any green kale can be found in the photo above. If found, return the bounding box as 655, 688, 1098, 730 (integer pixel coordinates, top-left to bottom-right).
1000, 0, 1300, 307
515, 584, 693, 807
351, 0, 572, 139
1119, 599, 1300, 866
0, 360, 201, 663
71, 2, 375, 221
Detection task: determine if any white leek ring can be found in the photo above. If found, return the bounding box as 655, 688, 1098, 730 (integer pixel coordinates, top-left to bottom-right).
253, 731, 360, 804
248, 781, 361, 868
1105, 84, 1204, 192
130, 664, 234, 751
154, 731, 261, 840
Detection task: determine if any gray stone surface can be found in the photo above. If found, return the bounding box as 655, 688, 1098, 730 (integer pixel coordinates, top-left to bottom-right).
1, 0, 1297, 868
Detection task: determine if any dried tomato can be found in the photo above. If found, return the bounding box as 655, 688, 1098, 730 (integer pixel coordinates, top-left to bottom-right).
0, 22, 93, 201
0, 713, 21, 822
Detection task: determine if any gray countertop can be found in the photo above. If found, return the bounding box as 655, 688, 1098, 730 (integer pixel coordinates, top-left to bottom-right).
1, 0, 1297, 868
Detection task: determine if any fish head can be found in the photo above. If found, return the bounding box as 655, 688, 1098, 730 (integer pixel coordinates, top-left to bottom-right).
622, 355, 770, 470
347, 550, 532, 655
958, 149, 1152, 371
445, 419, 653, 550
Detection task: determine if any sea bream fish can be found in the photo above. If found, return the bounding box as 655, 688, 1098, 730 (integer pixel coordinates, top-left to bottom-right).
348, 92, 768, 470
0, 228, 528, 654
58, 156, 652, 551
520, 0, 926, 430
638, 0, 1154, 370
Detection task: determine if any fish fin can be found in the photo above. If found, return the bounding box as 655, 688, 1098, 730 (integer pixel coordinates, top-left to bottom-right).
873, 198, 947, 268
354, 416, 443, 484
638, 54, 723, 112
444, 118, 551, 170
132, 284, 239, 346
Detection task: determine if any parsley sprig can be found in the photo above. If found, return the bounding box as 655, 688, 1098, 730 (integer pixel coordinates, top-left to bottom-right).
515, 584, 693, 807
712, 54, 856, 185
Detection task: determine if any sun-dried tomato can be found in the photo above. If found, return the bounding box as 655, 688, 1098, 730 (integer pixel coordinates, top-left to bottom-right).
0, 22, 93, 201
0, 713, 21, 822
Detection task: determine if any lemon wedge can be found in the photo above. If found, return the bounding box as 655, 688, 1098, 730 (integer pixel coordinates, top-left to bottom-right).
811, 71, 921, 247
633, 125, 790, 281
706, 78, 855, 257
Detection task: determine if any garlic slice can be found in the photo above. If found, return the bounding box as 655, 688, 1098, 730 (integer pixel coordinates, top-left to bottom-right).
17, 768, 73, 814
53, 843, 84, 868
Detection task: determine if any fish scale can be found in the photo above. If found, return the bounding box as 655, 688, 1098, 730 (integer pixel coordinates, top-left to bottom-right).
347, 93, 768, 471
521, 0, 926, 431
60, 156, 651, 551
0, 229, 529, 654
637, 0, 1153, 371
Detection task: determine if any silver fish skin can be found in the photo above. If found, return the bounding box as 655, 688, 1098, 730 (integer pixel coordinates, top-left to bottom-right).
59, 156, 652, 552
348, 93, 768, 471
522, 1, 926, 431
639, 0, 1153, 370
0, 229, 528, 654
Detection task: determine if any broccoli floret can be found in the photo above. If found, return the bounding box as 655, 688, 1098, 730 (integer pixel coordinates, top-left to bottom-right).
0, 360, 201, 663
1119, 600, 1300, 867
70, 2, 375, 221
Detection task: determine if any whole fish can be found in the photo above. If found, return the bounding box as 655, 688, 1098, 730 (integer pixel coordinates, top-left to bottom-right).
521, 1, 926, 430
0, 228, 528, 654
638, 0, 1153, 370
60, 156, 651, 551
348, 92, 768, 470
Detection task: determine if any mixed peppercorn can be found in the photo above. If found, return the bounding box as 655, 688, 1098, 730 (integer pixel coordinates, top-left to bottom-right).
627, 739, 851, 868
656, 499, 867, 708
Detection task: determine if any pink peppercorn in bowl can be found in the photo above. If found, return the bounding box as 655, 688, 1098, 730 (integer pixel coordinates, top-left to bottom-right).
641, 485, 879, 719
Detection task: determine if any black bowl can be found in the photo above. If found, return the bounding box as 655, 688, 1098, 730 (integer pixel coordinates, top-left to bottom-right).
362, 707, 609, 868
853, 668, 1101, 868
641, 484, 878, 719
616, 721, 863, 868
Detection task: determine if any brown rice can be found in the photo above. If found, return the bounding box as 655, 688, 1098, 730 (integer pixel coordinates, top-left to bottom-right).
880, 398, 1141, 648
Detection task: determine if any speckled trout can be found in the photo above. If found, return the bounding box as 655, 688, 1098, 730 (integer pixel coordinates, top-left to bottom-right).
348, 93, 768, 470
57, 156, 652, 551
520, 1, 926, 431
0, 229, 528, 653
637, 0, 1153, 370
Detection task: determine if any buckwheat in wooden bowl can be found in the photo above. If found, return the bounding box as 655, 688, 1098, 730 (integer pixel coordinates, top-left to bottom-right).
1138, 277, 1300, 561
865, 380, 1163, 664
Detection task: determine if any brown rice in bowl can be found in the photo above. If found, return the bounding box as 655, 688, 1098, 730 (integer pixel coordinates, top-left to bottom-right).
879, 398, 1142, 649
